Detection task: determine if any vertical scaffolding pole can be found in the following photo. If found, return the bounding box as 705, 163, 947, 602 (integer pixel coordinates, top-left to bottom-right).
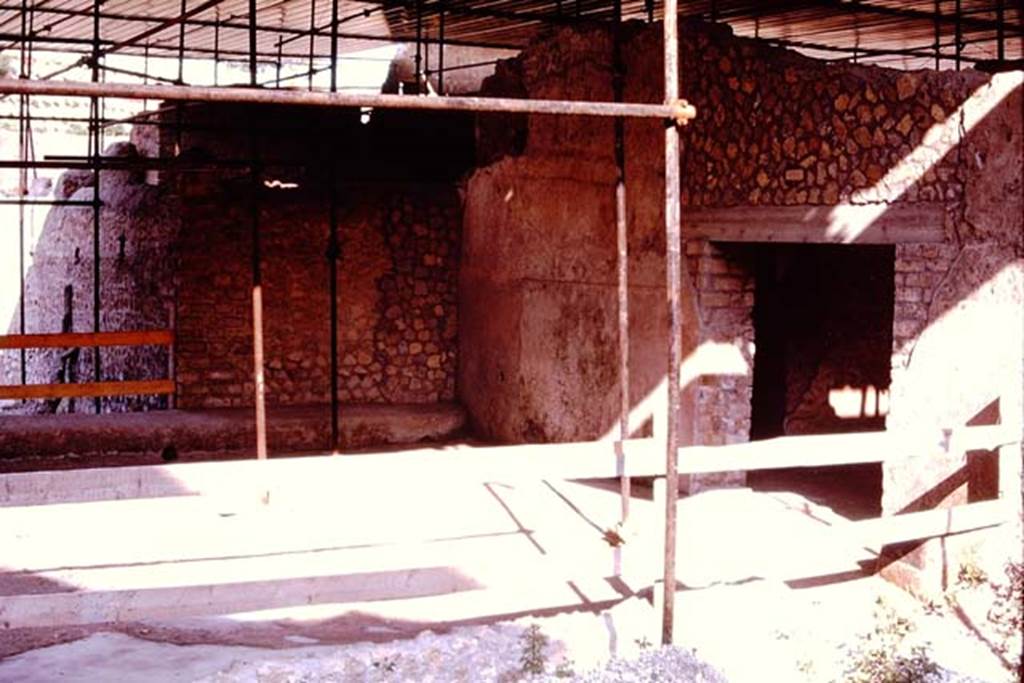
308, 0, 317, 91
612, 0, 631, 541
954, 0, 962, 70
248, 0, 268, 462
275, 36, 283, 86
328, 0, 341, 452
178, 0, 187, 83
213, 11, 221, 86
438, 0, 445, 94
90, 0, 102, 415
17, 0, 28, 387
661, 0, 683, 646
415, 0, 423, 93
995, 0, 1004, 62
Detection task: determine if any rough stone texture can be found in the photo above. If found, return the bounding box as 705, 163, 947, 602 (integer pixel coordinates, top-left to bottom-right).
176, 184, 461, 409
466, 19, 1021, 507
0, 142, 180, 415
461, 156, 698, 452
166, 102, 469, 412
879, 74, 1023, 598
687, 241, 755, 455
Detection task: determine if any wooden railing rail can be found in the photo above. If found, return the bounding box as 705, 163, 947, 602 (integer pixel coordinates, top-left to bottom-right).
0, 329, 175, 400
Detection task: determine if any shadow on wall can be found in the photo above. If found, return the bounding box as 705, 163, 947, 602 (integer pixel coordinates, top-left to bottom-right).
459, 20, 1022, 490
0, 101, 479, 417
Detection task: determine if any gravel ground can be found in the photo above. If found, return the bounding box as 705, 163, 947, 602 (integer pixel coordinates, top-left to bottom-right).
187, 588, 1005, 683
0, 583, 1012, 683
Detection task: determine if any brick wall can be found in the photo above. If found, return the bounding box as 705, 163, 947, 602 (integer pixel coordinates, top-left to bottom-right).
176, 184, 461, 409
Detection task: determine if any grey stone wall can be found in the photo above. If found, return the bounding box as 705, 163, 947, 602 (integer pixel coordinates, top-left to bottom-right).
0, 143, 179, 415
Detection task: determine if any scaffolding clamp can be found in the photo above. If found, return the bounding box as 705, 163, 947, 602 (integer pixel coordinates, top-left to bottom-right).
669, 99, 697, 126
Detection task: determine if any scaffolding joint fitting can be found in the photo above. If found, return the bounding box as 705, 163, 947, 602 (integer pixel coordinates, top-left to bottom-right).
669, 99, 696, 126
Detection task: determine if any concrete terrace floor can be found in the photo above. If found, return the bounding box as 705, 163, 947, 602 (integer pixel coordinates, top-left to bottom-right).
0, 454, 1013, 682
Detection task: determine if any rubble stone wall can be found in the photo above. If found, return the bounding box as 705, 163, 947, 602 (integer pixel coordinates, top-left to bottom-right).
176, 184, 460, 409
0, 144, 179, 414
464, 20, 1022, 505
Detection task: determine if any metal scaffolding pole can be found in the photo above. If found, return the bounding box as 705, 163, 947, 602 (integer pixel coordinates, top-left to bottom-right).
90, 0, 102, 415
248, 0, 268, 463
612, 0, 631, 541
307, 0, 317, 91
16, 0, 29, 387
438, 0, 446, 93
0, 78, 696, 121
954, 0, 962, 70
661, 0, 683, 646
996, 0, 1005, 61
328, 0, 341, 453
415, 0, 423, 92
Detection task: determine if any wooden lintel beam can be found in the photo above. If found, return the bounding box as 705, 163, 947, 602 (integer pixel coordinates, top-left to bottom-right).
684, 203, 946, 245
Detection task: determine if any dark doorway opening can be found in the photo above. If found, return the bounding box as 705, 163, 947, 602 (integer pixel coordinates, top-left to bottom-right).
747, 244, 895, 520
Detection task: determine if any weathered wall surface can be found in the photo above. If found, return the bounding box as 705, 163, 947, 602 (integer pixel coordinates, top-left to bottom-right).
464, 19, 1021, 506
881, 75, 1023, 595
171, 103, 468, 410
3, 103, 470, 417
0, 142, 179, 414
176, 183, 460, 409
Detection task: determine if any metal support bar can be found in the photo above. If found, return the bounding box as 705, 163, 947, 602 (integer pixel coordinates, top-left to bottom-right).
996, 0, 1005, 61
438, 0, 446, 94
415, 0, 424, 93
661, 0, 683, 646
248, 0, 258, 86
90, 0, 102, 415
16, 0, 29, 387
954, 0, 963, 70
308, 0, 317, 90
0, 78, 697, 122
247, 0, 267, 465
612, 0, 630, 535
329, 0, 341, 453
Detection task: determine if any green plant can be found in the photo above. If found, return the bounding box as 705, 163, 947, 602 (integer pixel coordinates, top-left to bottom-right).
519, 623, 548, 677
956, 561, 989, 589
839, 598, 939, 683
985, 561, 1023, 678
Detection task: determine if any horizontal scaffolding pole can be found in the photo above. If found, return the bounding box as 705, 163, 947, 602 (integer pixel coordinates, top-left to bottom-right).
0, 77, 697, 121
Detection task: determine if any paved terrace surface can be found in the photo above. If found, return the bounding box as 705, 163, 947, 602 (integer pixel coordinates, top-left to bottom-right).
0, 465, 1010, 681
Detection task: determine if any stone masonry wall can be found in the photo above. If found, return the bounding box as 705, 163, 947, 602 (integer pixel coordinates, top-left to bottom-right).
0, 142, 179, 415
466, 19, 1021, 507
166, 102, 467, 411
176, 184, 460, 409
